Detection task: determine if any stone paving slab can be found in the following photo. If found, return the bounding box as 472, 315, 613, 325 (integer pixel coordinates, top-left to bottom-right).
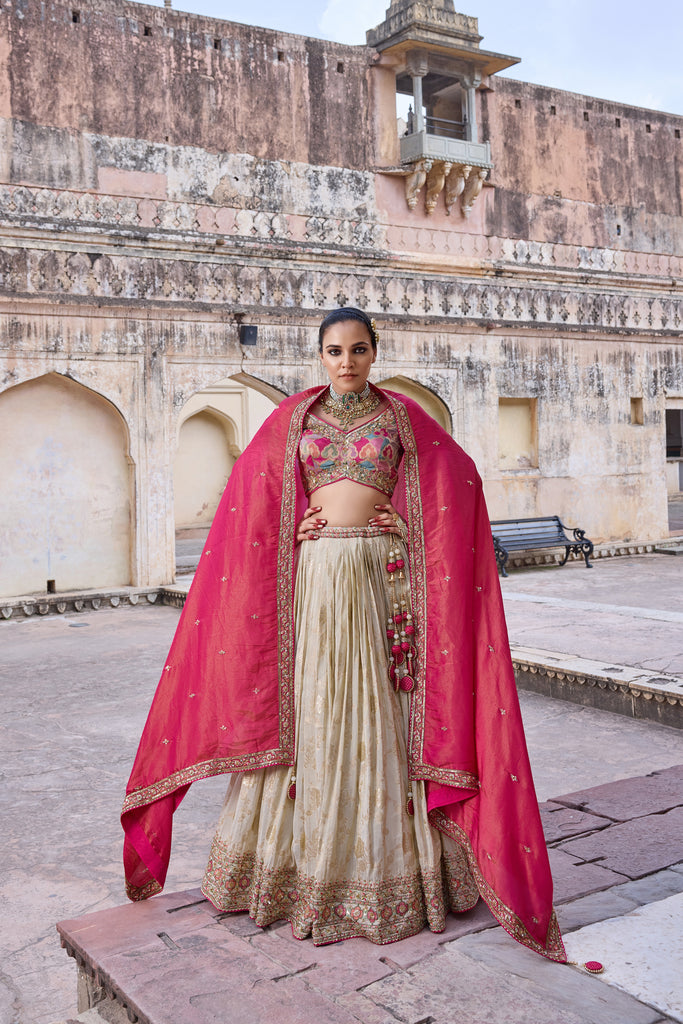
539, 800, 612, 843
553, 865, 683, 933
556, 888, 639, 933
554, 764, 683, 821
558, 807, 683, 879
547, 848, 629, 903
445, 928, 666, 1024
55, 892, 500, 1023
612, 867, 683, 905
564, 893, 683, 1023
362, 933, 661, 1024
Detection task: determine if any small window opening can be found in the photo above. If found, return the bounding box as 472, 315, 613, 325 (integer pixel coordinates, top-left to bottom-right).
336, 61, 344, 73
630, 398, 644, 426
214, 37, 221, 50
143, 24, 152, 37
550, 105, 556, 115
498, 398, 538, 470
676, 129, 681, 139
277, 50, 285, 62
615, 117, 621, 127
616, 224, 621, 236
72, 9, 80, 22
583, 111, 589, 122
514, 98, 521, 109
645, 123, 651, 133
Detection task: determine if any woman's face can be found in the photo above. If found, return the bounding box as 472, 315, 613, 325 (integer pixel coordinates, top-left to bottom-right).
319, 319, 376, 394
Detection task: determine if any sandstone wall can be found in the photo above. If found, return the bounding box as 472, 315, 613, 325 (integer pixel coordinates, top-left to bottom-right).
0, 0, 372, 169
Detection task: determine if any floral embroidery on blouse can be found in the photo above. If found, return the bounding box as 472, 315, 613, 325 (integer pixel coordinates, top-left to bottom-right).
299, 407, 403, 497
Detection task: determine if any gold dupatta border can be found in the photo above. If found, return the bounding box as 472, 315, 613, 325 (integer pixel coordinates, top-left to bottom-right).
431, 809, 567, 962
277, 388, 325, 757
122, 748, 288, 814
386, 392, 480, 792
126, 877, 162, 901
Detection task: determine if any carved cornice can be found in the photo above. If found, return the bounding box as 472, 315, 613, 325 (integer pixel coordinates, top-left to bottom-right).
0, 244, 681, 337
367, 1, 481, 50
4, 184, 680, 286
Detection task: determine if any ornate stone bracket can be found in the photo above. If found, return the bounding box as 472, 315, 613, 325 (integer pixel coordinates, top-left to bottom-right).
384, 160, 488, 216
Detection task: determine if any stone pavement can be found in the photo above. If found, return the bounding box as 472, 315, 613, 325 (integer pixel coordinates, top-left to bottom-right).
0, 552, 681, 1023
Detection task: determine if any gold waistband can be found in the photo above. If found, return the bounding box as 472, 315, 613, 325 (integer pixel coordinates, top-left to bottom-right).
316, 525, 388, 538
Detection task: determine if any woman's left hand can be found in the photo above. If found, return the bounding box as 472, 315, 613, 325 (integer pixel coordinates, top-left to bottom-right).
369, 503, 404, 536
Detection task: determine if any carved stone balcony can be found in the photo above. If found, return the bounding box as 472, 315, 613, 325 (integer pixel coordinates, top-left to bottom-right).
400, 130, 491, 168
369, 0, 518, 217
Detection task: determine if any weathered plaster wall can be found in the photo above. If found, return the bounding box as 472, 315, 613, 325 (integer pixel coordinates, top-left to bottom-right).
480, 78, 683, 253
174, 411, 237, 530
0, 0, 373, 169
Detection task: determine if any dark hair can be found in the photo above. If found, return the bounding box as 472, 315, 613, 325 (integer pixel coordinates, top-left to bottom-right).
318, 307, 378, 352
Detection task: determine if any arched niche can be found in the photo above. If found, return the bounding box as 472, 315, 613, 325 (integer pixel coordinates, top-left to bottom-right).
174, 408, 240, 530
0, 372, 133, 597
376, 375, 453, 433
173, 374, 281, 542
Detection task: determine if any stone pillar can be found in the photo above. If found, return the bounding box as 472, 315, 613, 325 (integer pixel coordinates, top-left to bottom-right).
461, 72, 481, 143
412, 74, 425, 132
406, 52, 429, 134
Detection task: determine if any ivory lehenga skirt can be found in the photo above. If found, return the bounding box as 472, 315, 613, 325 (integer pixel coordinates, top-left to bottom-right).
201, 526, 478, 944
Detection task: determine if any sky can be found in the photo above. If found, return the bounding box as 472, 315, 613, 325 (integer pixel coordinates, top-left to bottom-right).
147, 0, 683, 116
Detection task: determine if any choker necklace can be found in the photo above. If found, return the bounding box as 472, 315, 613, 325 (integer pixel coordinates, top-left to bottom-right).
319, 383, 380, 429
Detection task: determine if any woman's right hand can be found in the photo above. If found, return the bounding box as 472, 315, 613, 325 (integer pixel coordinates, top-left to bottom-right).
296, 506, 326, 543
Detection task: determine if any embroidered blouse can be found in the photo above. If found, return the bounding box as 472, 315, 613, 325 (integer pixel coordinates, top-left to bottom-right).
298, 406, 404, 497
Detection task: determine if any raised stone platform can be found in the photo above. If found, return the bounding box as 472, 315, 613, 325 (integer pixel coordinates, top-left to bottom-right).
0, 586, 161, 620
54, 766, 683, 1024
512, 645, 683, 728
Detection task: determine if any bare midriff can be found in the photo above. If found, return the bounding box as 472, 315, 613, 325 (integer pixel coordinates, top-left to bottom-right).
306, 397, 393, 527
309, 479, 392, 527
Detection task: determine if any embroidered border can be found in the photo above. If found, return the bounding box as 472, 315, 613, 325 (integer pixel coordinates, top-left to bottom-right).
317, 525, 387, 538
431, 809, 567, 962
126, 877, 162, 902
202, 840, 479, 946
121, 749, 289, 813
415, 766, 480, 790
277, 389, 323, 762
384, 394, 429, 778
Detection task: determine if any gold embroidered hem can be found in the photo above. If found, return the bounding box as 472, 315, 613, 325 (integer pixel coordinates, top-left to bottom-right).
202, 844, 478, 945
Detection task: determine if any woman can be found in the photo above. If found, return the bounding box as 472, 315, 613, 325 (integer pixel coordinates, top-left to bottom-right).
122, 308, 566, 962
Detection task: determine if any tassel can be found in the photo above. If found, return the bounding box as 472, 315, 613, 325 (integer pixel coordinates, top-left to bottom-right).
567, 959, 605, 974
287, 775, 296, 800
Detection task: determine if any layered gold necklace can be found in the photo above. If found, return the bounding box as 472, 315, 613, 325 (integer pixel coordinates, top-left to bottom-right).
318, 383, 381, 430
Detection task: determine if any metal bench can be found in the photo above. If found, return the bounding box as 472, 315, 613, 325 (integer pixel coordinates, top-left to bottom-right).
490, 515, 594, 577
